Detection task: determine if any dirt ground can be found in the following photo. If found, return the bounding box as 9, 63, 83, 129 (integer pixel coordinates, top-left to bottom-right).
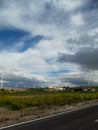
0, 100, 98, 127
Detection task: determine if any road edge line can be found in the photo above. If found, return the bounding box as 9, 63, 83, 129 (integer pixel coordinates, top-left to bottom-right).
0, 103, 98, 129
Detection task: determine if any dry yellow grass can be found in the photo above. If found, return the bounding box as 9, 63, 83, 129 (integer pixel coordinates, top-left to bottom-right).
0, 87, 27, 92
0, 99, 98, 127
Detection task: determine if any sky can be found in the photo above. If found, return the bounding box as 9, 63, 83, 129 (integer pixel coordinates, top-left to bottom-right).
0, 0, 98, 88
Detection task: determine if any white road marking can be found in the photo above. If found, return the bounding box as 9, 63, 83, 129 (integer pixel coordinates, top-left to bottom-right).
0, 104, 98, 130
95, 119, 98, 123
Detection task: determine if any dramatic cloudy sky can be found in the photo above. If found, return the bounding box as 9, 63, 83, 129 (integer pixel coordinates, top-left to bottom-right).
0, 0, 98, 87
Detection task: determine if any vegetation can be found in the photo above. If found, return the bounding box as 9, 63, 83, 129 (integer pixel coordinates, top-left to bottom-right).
0, 88, 98, 111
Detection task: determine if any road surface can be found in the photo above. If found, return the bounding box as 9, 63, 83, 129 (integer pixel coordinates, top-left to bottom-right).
1, 105, 98, 130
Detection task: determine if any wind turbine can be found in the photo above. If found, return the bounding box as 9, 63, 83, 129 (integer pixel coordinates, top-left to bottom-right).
0, 71, 3, 89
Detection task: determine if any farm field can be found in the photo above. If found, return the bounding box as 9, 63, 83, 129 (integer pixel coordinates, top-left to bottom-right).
0, 88, 98, 126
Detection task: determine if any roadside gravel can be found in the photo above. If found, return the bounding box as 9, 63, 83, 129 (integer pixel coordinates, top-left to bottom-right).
0, 100, 98, 127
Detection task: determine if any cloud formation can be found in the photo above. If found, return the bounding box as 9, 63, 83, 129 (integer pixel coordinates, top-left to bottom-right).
61, 76, 88, 86
0, 0, 98, 86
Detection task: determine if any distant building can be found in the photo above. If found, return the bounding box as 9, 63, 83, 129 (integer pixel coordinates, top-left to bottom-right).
45, 86, 64, 91
84, 87, 96, 92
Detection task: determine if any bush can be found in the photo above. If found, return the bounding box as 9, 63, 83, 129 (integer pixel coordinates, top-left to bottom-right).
0, 92, 98, 110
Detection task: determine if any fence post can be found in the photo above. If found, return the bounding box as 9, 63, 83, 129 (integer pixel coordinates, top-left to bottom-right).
20, 98, 23, 117
45, 92, 48, 106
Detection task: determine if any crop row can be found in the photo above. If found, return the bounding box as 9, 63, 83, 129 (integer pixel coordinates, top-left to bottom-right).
0, 93, 98, 110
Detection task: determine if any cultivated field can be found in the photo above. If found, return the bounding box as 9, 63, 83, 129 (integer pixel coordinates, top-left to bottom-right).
0, 88, 98, 126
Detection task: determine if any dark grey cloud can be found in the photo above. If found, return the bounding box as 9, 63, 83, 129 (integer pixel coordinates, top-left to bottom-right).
90, 0, 98, 8
36, 1, 70, 28
58, 47, 98, 70
67, 33, 98, 47
0, 0, 98, 87
0, 73, 47, 88
61, 76, 88, 86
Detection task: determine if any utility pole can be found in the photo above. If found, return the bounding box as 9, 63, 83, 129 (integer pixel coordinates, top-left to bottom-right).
83, 65, 90, 86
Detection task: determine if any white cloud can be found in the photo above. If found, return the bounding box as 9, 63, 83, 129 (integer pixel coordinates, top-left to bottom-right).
0, 51, 22, 68
0, 0, 98, 86
88, 28, 98, 36
70, 13, 85, 26
0, 0, 85, 35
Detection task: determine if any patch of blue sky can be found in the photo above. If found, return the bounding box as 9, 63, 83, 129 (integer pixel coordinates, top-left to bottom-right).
0, 29, 29, 51
48, 69, 70, 76
45, 59, 52, 64
18, 35, 44, 52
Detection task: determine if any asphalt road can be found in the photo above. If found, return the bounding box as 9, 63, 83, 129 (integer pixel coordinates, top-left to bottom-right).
1, 105, 98, 130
